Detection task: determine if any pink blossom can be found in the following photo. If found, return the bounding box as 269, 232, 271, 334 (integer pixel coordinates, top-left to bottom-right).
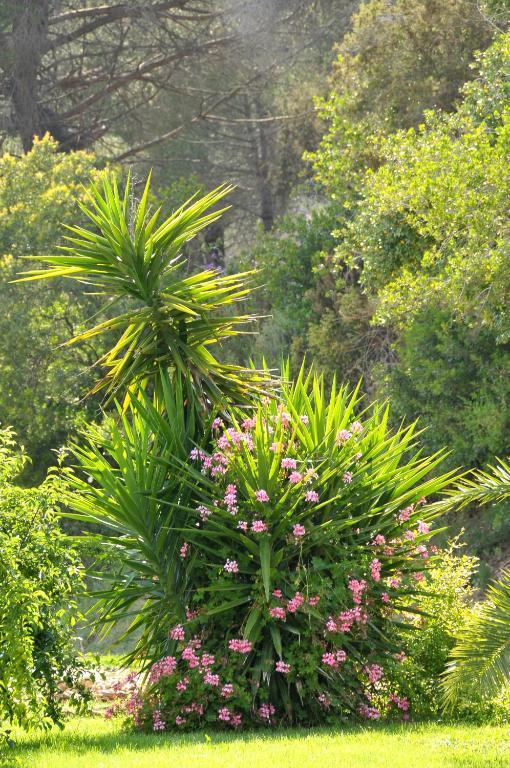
326, 617, 338, 632
204, 671, 220, 686
221, 683, 234, 698
282, 457, 297, 469
304, 490, 319, 503
169, 624, 185, 641
269, 606, 286, 620
201, 652, 215, 667
149, 656, 177, 683
289, 471, 302, 484
416, 544, 429, 559
404, 529, 416, 541
176, 677, 189, 692
286, 592, 305, 613
258, 703, 275, 720
228, 638, 252, 654
218, 707, 231, 722
198, 505, 212, 521
153, 710, 165, 731
292, 523, 306, 538
308, 595, 320, 606
348, 578, 367, 604
252, 520, 268, 533
275, 660, 290, 673
256, 489, 270, 502
336, 429, 352, 445
322, 650, 347, 668
414, 571, 425, 582
350, 421, 363, 434
381, 592, 390, 603
280, 411, 291, 428
224, 559, 239, 573
231, 713, 242, 728
243, 417, 257, 430
365, 664, 384, 684
396, 505, 413, 523
175, 715, 186, 726
237, 520, 249, 532
359, 704, 380, 720
179, 542, 189, 559
270, 442, 280, 452
370, 558, 382, 582
417, 520, 430, 534
212, 417, 223, 431
343, 471, 353, 484
373, 534, 386, 546
272, 588, 283, 598
300, 415, 309, 425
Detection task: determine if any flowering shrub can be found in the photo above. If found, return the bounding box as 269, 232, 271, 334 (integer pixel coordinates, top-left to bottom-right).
130, 369, 455, 729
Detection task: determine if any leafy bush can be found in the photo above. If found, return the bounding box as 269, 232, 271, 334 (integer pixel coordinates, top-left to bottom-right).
108, 368, 457, 730
0, 429, 87, 736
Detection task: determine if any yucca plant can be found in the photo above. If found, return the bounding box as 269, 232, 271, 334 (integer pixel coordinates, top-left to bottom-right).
123, 367, 457, 729
17, 173, 265, 413
439, 459, 510, 707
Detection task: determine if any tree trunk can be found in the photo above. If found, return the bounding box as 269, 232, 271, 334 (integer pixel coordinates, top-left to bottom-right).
9, 1, 49, 152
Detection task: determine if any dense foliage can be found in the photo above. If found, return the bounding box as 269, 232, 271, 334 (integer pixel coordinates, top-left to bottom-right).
0, 429, 87, 735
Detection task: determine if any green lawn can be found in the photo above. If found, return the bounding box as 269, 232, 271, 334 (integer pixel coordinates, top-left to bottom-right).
4, 717, 510, 768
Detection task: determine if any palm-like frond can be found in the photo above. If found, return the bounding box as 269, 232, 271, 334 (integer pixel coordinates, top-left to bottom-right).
434, 458, 510, 512
63, 370, 198, 668
17, 173, 266, 409
442, 571, 510, 706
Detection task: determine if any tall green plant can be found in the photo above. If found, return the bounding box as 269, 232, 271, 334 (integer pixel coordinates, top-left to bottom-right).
18, 173, 264, 412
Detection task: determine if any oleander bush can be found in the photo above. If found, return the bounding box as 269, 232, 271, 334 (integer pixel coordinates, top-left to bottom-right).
0, 429, 88, 737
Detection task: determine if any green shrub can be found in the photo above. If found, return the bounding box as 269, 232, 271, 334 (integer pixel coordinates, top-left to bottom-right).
0, 429, 88, 736
107, 368, 457, 730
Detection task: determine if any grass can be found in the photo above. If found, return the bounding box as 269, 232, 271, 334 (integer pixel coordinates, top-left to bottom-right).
4, 717, 510, 768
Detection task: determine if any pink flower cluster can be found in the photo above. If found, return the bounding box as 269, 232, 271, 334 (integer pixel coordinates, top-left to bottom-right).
256, 489, 270, 502
286, 591, 305, 613
359, 704, 380, 720
224, 484, 238, 515
275, 660, 290, 673
197, 504, 212, 522
343, 471, 353, 484
348, 578, 367, 605
288, 471, 302, 484
281, 457, 297, 470
292, 523, 306, 539
304, 490, 319, 503
365, 664, 384, 684
269, 606, 286, 620
252, 519, 267, 533
228, 638, 252, 654
221, 683, 234, 698
389, 693, 410, 712
169, 624, 185, 641
258, 703, 276, 721
149, 656, 177, 684
224, 559, 239, 573
153, 709, 165, 731
370, 559, 381, 582
322, 650, 347, 668
336, 429, 352, 445
179, 542, 189, 559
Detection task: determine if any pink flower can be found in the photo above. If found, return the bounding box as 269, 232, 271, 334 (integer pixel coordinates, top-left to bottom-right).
149, 656, 177, 683
322, 650, 346, 668
224, 559, 239, 573
270, 442, 280, 452
396, 506, 413, 523
414, 571, 425, 582
153, 710, 165, 731
373, 534, 386, 546
228, 638, 252, 654
404, 529, 416, 541
176, 677, 189, 692
336, 429, 352, 445
169, 624, 185, 641
350, 421, 363, 434
370, 558, 381, 582
212, 417, 223, 431
343, 471, 353, 484
365, 664, 384, 684
237, 520, 249, 532
292, 523, 306, 538
286, 592, 305, 613
318, 692, 332, 709
275, 660, 290, 673
348, 578, 367, 604
272, 589, 283, 598
218, 707, 231, 722
243, 417, 256, 430
282, 457, 297, 469
300, 415, 309, 424
308, 595, 320, 606
175, 715, 186, 726
305, 490, 319, 503
252, 520, 268, 533
269, 606, 286, 620
221, 683, 234, 698
201, 652, 215, 667
231, 713, 242, 728
417, 520, 430, 534
197, 505, 212, 521
204, 671, 220, 686
381, 592, 390, 603
289, 471, 302, 484
359, 704, 380, 720
256, 489, 270, 502
258, 703, 275, 720
179, 542, 189, 558
416, 544, 429, 559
